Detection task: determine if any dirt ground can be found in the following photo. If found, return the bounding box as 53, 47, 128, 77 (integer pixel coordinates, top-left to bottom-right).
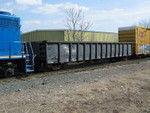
0, 59, 150, 113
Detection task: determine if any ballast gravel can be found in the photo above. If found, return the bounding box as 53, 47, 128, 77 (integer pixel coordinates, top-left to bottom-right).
0, 58, 149, 93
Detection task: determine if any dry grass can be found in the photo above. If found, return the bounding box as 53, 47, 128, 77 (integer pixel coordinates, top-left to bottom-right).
50, 68, 150, 113
0, 65, 150, 113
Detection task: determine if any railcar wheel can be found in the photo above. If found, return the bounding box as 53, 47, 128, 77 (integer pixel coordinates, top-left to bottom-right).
51, 64, 61, 71
0, 62, 17, 77
5, 68, 15, 77
0, 70, 5, 77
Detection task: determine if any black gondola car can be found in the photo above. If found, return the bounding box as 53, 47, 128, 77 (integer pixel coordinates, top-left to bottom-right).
32, 41, 133, 71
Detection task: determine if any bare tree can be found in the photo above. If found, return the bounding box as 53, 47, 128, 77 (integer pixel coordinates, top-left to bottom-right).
64, 8, 92, 41
138, 19, 150, 28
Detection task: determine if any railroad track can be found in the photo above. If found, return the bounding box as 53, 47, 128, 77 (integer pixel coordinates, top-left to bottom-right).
0, 57, 150, 84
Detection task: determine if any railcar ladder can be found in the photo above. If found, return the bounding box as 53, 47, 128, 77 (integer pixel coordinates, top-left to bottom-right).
24, 42, 34, 72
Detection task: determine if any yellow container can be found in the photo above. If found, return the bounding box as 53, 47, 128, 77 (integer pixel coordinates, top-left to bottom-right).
119, 26, 150, 55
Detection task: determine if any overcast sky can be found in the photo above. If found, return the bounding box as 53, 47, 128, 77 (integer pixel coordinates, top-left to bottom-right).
1, 0, 150, 33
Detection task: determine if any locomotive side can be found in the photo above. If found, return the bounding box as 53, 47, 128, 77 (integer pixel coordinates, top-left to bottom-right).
0, 11, 34, 77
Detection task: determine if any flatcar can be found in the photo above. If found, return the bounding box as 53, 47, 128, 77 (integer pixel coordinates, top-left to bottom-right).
0, 11, 34, 77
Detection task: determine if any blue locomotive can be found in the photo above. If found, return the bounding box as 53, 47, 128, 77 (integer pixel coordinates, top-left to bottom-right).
0, 11, 34, 77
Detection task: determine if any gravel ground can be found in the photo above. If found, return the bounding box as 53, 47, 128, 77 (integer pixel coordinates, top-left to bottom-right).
0, 58, 149, 93
0, 58, 150, 113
